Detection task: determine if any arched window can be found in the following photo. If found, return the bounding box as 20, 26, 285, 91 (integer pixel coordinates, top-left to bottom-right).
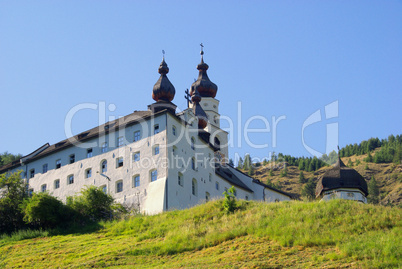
191, 157, 196, 170
178, 172, 183, 186
190, 137, 195, 150
215, 181, 219, 190
101, 160, 107, 173
192, 178, 198, 196
205, 192, 210, 202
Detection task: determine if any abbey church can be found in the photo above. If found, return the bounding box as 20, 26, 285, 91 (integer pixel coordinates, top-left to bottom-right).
0, 49, 291, 214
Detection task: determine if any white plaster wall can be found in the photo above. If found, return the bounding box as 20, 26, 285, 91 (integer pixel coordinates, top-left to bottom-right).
321, 188, 367, 203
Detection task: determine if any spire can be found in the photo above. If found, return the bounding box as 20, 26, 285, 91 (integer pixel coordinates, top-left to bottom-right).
191, 89, 208, 129
190, 44, 218, 98
152, 51, 175, 102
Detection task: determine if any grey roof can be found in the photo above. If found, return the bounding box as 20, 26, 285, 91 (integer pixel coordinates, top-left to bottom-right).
315, 158, 368, 197
215, 164, 253, 193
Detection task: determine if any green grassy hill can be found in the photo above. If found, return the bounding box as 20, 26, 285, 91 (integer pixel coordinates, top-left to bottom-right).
249, 151, 402, 205
1, 199, 401, 268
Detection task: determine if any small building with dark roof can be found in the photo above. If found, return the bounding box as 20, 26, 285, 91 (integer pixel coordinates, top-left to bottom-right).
315, 158, 368, 203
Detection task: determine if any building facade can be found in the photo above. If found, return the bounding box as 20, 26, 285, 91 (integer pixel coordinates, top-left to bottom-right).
0, 50, 291, 214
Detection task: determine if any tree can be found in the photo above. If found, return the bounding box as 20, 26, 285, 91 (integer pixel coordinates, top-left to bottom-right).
0, 152, 22, 167
67, 186, 115, 222
228, 158, 234, 167
280, 165, 288, 177
243, 154, 252, 171
262, 158, 268, 166
299, 171, 306, 183
222, 186, 237, 213
0, 172, 27, 234
237, 157, 244, 169
269, 169, 273, 177
367, 175, 380, 204
248, 165, 255, 176
301, 178, 316, 201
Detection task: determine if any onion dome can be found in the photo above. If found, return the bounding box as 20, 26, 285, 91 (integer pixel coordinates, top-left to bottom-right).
191, 89, 208, 129
190, 47, 218, 98
152, 57, 175, 102
315, 158, 368, 198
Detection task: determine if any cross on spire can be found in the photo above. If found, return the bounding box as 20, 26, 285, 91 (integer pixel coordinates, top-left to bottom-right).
200, 43, 204, 55
184, 88, 192, 108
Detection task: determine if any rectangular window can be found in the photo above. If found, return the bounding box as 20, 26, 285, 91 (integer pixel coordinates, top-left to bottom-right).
87, 148, 93, 158
116, 181, 123, 193
101, 185, 107, 194
209, 173, 212, 182
54, 179, 60, 189
117, 136, 124, 147
67, 175, 74, 185
42, 164, 48, 174
215, 181, 219, 190
69, 154, 75, 164
133, 152, 140, 162
172, 126, 176, 136
134, 175, 140, 188
101, 142, 108, 153
56, 159, 61, 169
41, 184, 47, 193
29, 169, 35, 178
154, 125, 159, 134
134, 131, 141, 142
151, 170, 157, 182
154, 145, 159, 155
117, 157, 124, 168
85, 168, 92, 178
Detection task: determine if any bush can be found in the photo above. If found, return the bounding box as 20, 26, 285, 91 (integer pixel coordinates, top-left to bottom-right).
222, 186, 237, 213
67, 186, 115, 222
20, 192, 68, 229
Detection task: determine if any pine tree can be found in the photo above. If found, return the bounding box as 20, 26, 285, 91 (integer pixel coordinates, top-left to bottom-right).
269, 169, 273, 177
248, 165, 255, 176
228, 158, 234, 166
237, 157, 243, 169
243, 154, 251, 171
299, 171, 306, 183
367, 175, 380, 204
301, 178, 317, 201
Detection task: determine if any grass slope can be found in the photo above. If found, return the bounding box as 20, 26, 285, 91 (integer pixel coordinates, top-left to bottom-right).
0, 199, 401, 268
250, 152, 402, 205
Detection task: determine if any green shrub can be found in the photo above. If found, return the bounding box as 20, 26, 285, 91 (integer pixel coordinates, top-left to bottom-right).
222, 186, 237, 213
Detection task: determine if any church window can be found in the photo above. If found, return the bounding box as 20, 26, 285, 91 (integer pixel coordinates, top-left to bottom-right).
191, 137, 195, 150
205, 192, 210, 202
172, 126, 176, 136
178, 172, 183, 186
173, 146, 177, 156
154, 145, 159, 155
150, 169, 158, 182
101, 142, 108, 153
134, 131, 141, 142
29, 169, 35, 178
215, 181, 219, 190
56, 159, 61, 169
133, 152, 140, 162
69, 154, 75, 164
67, 175, 74, 185
54, 179, 60, 189
117, 136, 124, 147
133, 175, 140, 188
192, 178, 198, 196
101, 160, 107, 173
85, 168, 92, 178
116, 180, 123, 193
41, 184, 47, 193
116, 157, 124, 168
154, 124, 159, 134
191, 158, 196, 170
43, 164, 48, 174
87, 148, 93, 158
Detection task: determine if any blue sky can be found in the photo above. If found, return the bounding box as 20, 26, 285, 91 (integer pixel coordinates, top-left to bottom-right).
0, 1, 401, 162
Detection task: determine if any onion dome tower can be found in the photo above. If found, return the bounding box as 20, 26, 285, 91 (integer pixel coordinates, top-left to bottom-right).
190, 46, 218, 98
191, 89, 208, 129
149, 53, 177, 114
315, 157, 368, 203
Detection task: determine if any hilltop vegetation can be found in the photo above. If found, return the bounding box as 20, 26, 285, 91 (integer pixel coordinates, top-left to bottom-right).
0, 199, 400, 268
237, 134, 402, 205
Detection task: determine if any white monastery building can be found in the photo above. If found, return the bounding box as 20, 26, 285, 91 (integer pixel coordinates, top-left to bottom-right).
0, 49, 291, 214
